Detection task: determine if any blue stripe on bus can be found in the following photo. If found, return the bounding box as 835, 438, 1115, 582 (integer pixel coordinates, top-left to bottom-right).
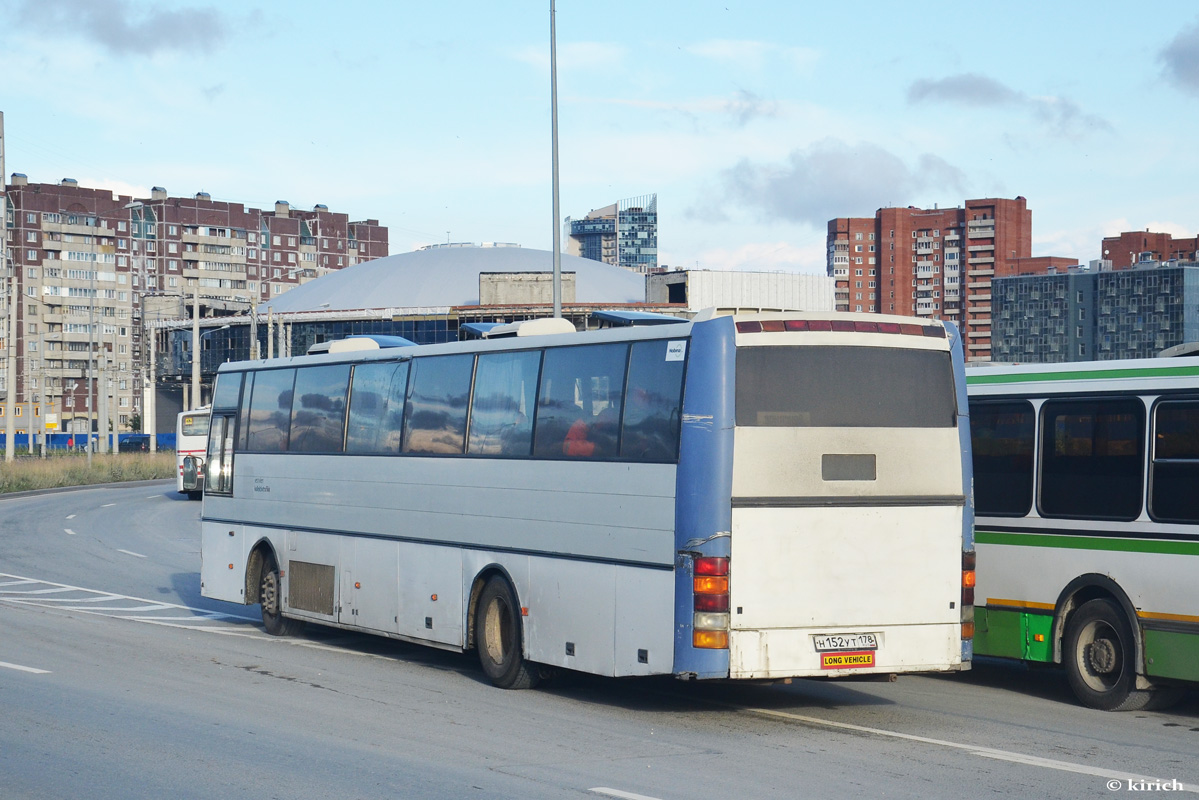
672, 315, 735, 679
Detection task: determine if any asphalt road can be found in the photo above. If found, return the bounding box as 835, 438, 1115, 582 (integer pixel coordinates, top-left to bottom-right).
1, 482, 1196, 799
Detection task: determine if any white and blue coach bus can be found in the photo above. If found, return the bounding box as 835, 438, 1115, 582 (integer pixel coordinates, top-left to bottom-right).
197, 311, 975, 688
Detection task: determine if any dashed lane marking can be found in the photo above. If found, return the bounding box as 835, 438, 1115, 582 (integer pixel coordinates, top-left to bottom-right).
0, 572, 257, 630
0, 661, 51, 675
117, 549, 147, 559
64, 529, 76, 536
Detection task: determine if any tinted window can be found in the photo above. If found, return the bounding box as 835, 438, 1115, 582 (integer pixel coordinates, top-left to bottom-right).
534, 343, 627, 459
236, 372, 254, 451
346, 361, 410, 454
468, 350, 540, 456
736, 346, 956, 427
970, 401, 1035, 516
246, 368, 296, 452
180, 413, 211, 438
1040, 398, 1144, 521
1150, 400, 1199, 523
621, 339, 686, 462
211, 372, 242, 411
288, 365, 350, 453
403, 355, 473, 454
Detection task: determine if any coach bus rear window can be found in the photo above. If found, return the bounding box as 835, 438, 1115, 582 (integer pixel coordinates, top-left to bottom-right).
735, 346, 955, 428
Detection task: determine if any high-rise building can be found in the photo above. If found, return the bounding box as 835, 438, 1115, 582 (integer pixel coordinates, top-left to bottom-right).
0, 175, 387, 436
827, 197, 1040, 361
566, 194, 658, 273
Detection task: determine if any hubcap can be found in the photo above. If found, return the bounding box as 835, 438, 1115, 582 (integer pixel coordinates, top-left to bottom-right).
1087, 638, 1118, 674
1076, 619, 1123, 692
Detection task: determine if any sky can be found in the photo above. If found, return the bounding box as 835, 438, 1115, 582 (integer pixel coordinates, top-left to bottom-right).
2, 1, 1198, 275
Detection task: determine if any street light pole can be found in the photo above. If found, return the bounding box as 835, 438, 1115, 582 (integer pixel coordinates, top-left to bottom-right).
190, 273, 200, 409
550, 0, 562, 320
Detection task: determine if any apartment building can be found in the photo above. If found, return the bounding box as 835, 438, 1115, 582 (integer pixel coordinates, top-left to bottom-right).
1, 175, 387, 436
992, 260, 1199, 362
1099, 230, 1199, 270
827, 197, 1036, 361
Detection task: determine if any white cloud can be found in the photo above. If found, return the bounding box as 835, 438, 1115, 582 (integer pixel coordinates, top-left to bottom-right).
510, 41, 627, 72
685, 39, 818, 73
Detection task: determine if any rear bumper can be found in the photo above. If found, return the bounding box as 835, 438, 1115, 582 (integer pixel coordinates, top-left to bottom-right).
729, 622, 965, 679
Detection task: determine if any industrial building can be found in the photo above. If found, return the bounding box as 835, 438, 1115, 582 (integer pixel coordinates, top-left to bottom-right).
646, 270, 835, 313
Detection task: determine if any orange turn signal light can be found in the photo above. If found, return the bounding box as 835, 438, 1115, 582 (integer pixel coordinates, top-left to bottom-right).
693, 630, 729, 649
961, 621, 975, 640
694, 576, 729, 594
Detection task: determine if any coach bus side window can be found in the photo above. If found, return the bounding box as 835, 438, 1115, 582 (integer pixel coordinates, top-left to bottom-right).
236, 373, 254, 451
346, 361, 409, 454
246, 368, 296, 452
288, 364, 351, 453
620, 339, 686, 463
1150, 400, 1199, 523
403, 355, 474, 455
534, 343, 627, 459
468, 350, 541, 456
211, 371, 242, 410
1039, 398, 1144, 521
969, 400, 1034, 516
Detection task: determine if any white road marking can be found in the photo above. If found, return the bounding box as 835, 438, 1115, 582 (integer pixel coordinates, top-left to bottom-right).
101, 503, 116, 508
591, 789, 664, 800
740, 705, 1199, 793
64, 529, 76, 536
65, 514, 76, 520
117, 549, 147, 559
0, 661, 51, 675
0, 573, 257, 630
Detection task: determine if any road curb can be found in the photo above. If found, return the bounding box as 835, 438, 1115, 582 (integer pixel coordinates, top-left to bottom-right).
0, 479, 175, 501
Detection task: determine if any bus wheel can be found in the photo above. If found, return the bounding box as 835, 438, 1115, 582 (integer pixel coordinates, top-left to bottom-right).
476, 577, 539, 690
1063, 598, 1150, 711
260, 554, 303, 637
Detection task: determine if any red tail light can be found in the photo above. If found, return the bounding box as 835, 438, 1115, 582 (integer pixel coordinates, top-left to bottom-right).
736, 318, 946, 338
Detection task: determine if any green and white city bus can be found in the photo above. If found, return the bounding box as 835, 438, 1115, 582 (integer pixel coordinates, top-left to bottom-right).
968, 358, 1199, 710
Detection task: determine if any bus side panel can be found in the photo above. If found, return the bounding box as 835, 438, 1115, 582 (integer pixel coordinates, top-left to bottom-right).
672, 315, 735, 679
200, 520, 247, 603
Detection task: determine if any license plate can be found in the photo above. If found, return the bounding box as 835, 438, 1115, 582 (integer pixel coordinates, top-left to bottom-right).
821, 651, 874, 670
813, 633, 878, 652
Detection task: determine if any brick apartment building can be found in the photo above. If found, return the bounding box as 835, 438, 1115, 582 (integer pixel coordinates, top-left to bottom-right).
1, 175, 387, 435
826, 197, 1077, 361
1099, 230, 1199, 269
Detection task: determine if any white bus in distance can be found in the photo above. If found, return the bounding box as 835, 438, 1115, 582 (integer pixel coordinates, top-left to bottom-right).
198, 312, 975, 688
176, 407, 210, 499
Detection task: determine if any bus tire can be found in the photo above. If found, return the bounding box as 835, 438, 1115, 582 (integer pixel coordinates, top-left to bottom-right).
260, 553, 303, 637
476, 576, 539, 690
1063, 598, 1150, 711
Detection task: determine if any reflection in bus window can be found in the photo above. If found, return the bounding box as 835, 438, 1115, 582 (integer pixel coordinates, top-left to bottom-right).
1040, 398, 1144, 520
346, 361, 409, 454
1151, 400, 1199, 523
534, 343, 627, 459
403, 355, 474, 454
621, 339, 685, 462
246, 368, 296, 452
289, 364, 351, 453
469, 350, 540, 456
969, 401, 1035, 516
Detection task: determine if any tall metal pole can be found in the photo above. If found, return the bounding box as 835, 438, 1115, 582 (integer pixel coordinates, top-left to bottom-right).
190, 275, 200, 408
87, 270, 94, 466
550, 0, 562, 319
147, 316, 156, 452
2, 110, 13, 463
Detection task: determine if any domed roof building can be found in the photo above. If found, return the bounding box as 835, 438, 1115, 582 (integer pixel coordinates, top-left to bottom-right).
259, 243, 646, 313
